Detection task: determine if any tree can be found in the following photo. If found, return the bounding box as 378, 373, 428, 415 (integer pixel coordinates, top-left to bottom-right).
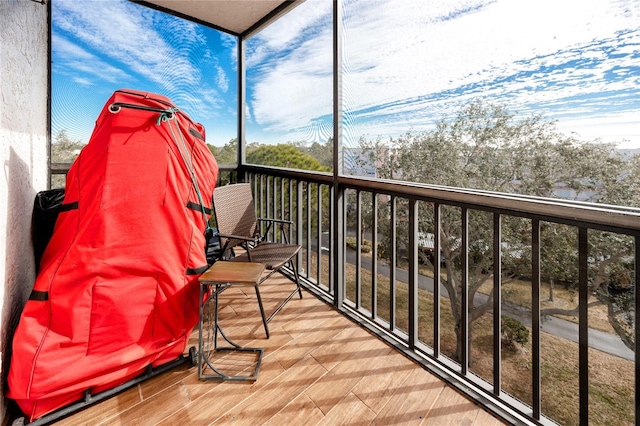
359, 100, 638, 360
284, 139, 332, 169
208, 138, 237, 164
51, 129, 85, 163
247, 143, 331, 172
51, 130, 86, 188
246, 143, 332, 237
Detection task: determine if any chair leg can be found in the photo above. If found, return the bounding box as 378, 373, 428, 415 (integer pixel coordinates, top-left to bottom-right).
254, 286, 270, 338
289, 259, 303, 299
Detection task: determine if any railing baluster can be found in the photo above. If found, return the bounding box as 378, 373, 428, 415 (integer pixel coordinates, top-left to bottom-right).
461, 207, 469, 375
288, 179, 294, 244
371, 192, 378, 320
493, 213, 502, 396
271, 176, 277, 241
579, 227, 589, 425
532, 219, 541, 419
635, 235, 639, 426
433, 203, 441, 358
334, 184, 344, 305
356, 190, 362, 309
408, 198, 418, 350
296, 180, 303, 277
317, 183, 322, 286
328, 185, 335, 295
306, 182, 312, 276
280, 177, 285, 230
390, 195, 396, 332
260, 175, 266, 235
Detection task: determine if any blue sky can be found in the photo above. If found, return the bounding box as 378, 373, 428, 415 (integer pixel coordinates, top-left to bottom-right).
53, 0, 639, 149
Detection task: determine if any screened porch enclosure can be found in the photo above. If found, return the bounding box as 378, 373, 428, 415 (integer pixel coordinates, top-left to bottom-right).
41, 1, 640, 425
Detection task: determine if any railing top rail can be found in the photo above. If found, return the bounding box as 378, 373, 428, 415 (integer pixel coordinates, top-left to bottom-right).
242, 165, 640, 234
342, 175, 640, 234
240, 164, 333, 185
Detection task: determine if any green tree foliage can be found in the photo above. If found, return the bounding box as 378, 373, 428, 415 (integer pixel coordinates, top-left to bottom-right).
51, 130, 86, 188
286, 139, 333, 169
245, 143, 331, 237
51, 129, 85, 163
359, 100, 640, 358
208, 138, 237, 164
247, 143, 331, 172
501, 315, 529, 348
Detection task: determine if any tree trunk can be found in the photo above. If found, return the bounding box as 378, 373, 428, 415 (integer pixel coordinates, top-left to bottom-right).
549, 278, 555, 302
453, 323, 474, 366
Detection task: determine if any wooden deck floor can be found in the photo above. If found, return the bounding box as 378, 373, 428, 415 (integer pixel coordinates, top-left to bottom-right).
53, 274, 507, 426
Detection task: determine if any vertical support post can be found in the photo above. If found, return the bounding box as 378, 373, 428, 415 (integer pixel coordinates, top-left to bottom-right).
47, 0, 52, 189
237, 36, 246, 182
332, 0, 345, 308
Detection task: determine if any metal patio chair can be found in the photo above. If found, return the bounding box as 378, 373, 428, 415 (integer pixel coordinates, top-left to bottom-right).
212, 183, 302, 338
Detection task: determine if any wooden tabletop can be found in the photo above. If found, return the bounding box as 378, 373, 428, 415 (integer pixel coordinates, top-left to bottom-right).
198, 261, 265, 286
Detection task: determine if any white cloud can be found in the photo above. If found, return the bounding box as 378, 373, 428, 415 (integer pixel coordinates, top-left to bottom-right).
52, 34, 130, 84
53, 0, 220, 107
51, 0, 243, 145
246, 0, 640, 147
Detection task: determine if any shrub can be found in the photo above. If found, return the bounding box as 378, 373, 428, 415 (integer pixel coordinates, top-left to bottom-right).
346, 237, 372, 253
501, 315, 529, 347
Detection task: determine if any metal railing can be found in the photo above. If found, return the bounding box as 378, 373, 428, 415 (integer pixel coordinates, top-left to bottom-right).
240, 164, 640, 426
50, 160, 640, 424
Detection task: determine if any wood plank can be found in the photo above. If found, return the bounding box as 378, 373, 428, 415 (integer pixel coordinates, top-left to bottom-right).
372, 367, 446, 425
272, 314, 352, 370
268, 297, 338, 335
55, 386, 142, 426
317, 392, 377, 426
309, 324, 383, 372
138, 363, 193, 399
102, 383, 190, 426
422, 385, 481, 425
305, 334, 395, 414
210, 355, 327, 425
156, 354, 286, 425
350, 347, 417, 413
263, 392, 325, 426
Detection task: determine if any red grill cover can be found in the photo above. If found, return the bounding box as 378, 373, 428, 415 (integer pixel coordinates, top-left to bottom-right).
7, 89, 218, 421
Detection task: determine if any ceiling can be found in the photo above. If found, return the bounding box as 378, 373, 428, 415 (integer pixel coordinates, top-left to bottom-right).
134, 0, 302, 37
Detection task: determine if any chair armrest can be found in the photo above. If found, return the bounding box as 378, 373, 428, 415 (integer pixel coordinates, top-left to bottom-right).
257, 217, 294, 225
216, 232, 260, 245
254, 218, 294, 244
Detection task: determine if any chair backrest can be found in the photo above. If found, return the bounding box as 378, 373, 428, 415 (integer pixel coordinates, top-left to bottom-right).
213, 183, 258, 250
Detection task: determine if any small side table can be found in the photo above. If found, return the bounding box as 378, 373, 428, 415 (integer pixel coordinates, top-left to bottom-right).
198, 261, 266, 382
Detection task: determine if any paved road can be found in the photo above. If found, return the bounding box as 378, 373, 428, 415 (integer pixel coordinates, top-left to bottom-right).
340, 244, 635, 361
